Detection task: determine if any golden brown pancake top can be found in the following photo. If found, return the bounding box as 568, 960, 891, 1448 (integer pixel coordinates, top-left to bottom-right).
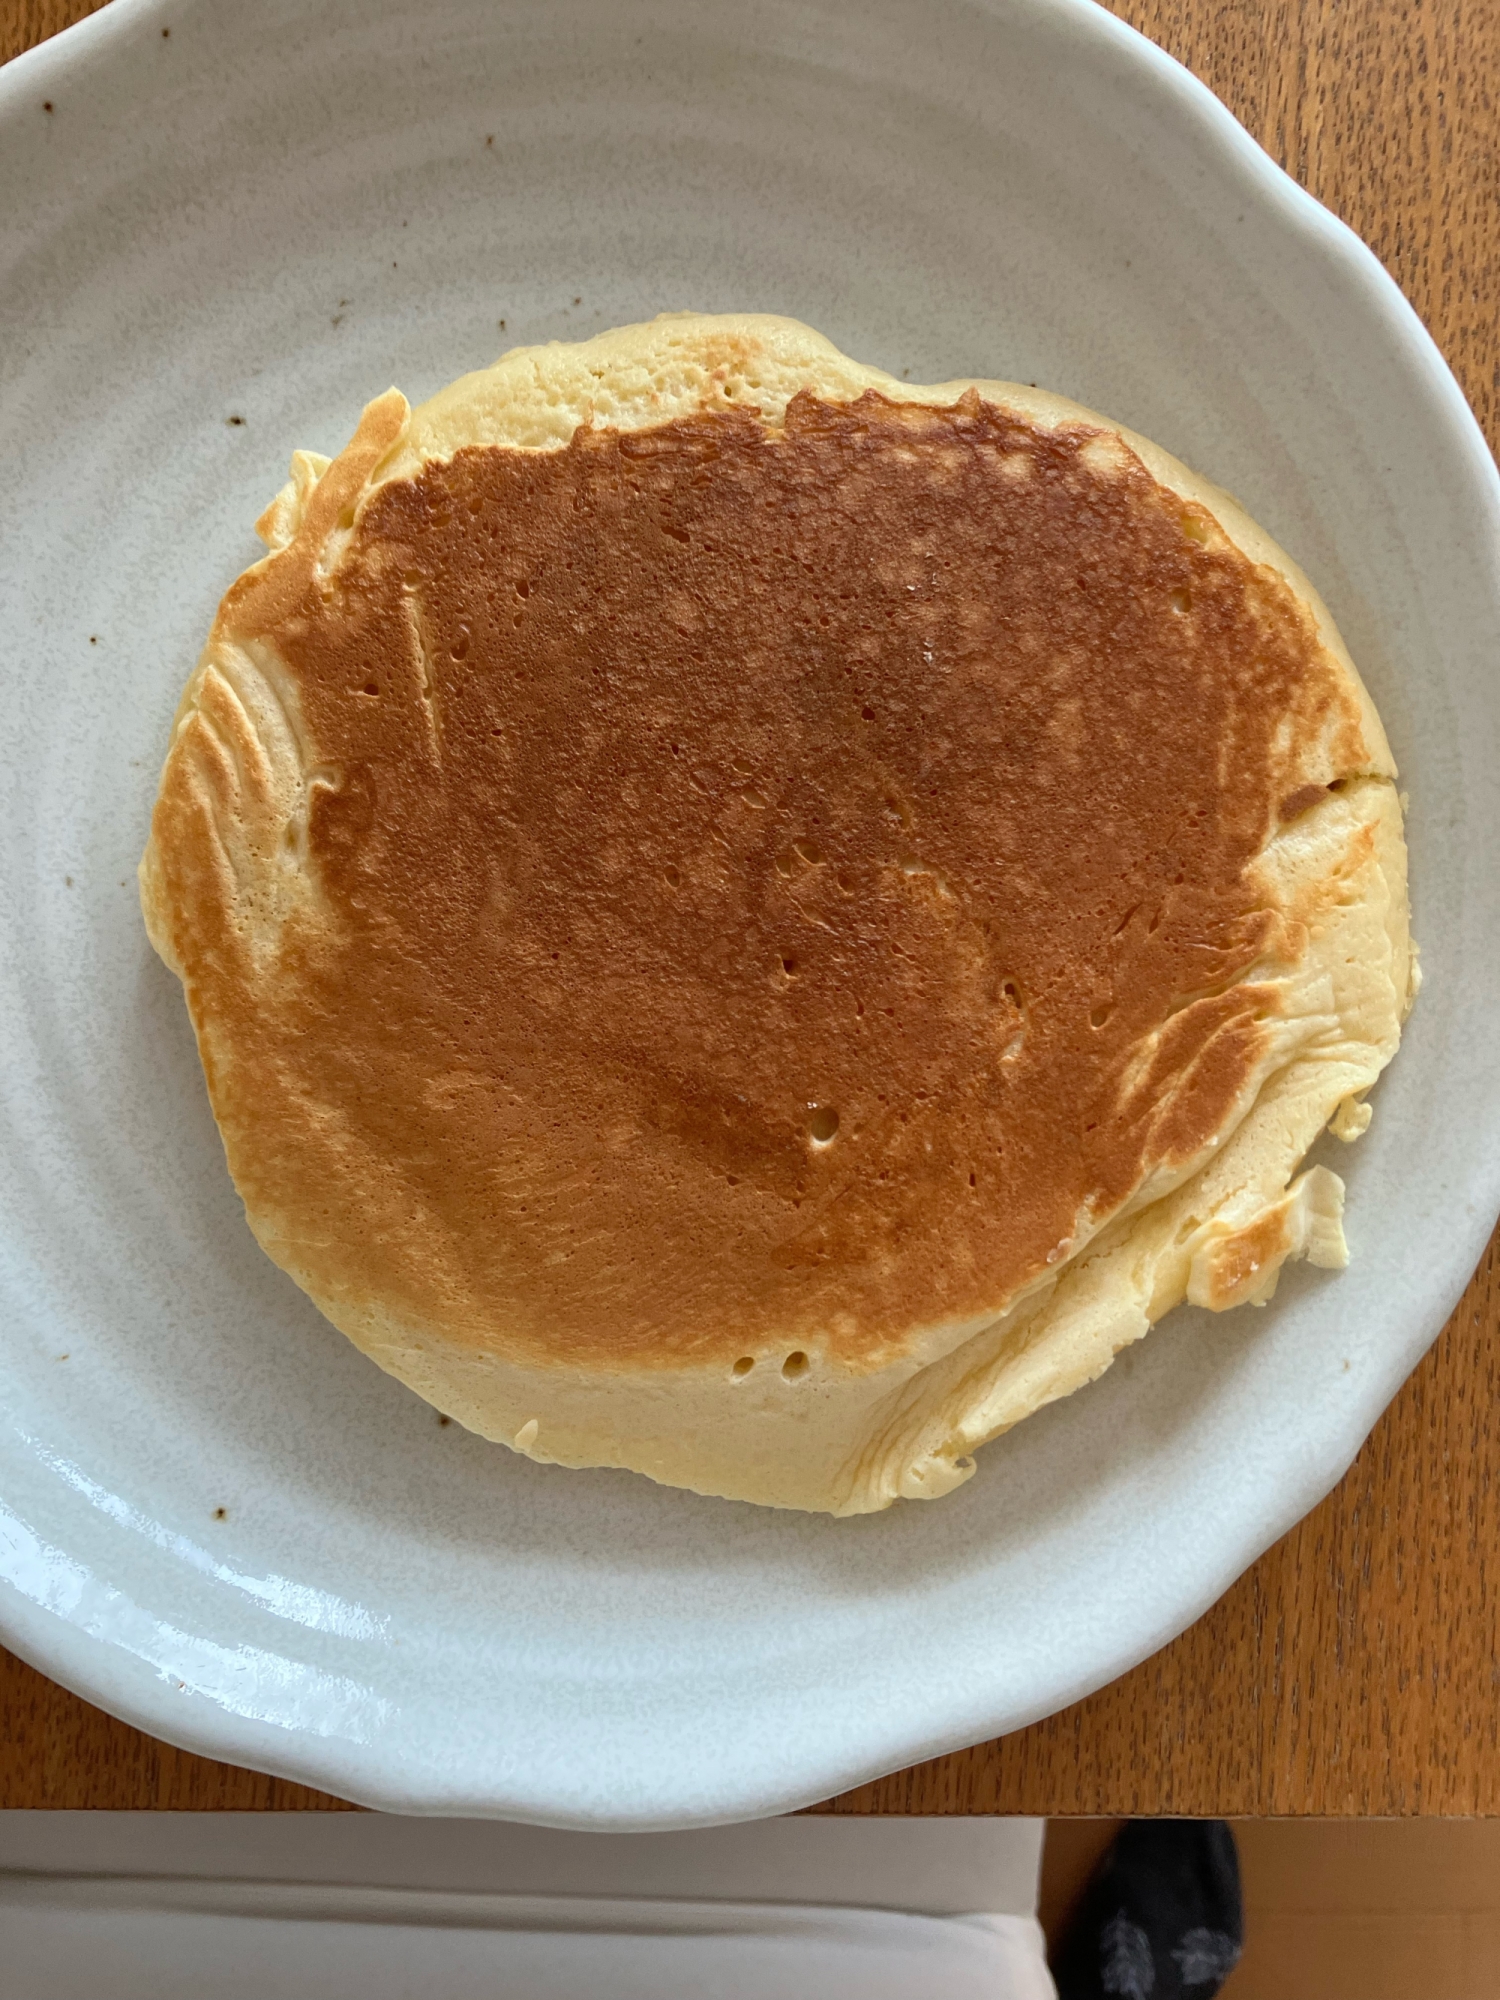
210, 391, 1365, 1372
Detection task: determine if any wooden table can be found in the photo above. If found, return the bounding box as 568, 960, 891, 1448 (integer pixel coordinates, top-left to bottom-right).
4, 0, 1498, 1818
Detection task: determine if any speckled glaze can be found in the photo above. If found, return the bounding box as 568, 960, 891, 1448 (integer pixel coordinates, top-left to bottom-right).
1, 0, 1496, 1829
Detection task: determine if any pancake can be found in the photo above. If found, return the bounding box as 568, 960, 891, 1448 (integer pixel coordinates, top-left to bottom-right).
140, 313, 1416, 1514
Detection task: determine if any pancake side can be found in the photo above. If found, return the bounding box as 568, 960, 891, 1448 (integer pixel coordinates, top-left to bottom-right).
141, 314, 1415, 1512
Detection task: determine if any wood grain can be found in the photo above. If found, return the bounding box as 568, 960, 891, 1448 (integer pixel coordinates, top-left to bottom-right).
0, 0, 104, 65
3, 0, 1497, 1813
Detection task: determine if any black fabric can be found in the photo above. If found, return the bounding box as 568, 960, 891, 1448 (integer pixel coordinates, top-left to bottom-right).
1052, 1820, 1243, 1998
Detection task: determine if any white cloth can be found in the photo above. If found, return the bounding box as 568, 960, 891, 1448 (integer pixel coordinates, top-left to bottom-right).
0, 1812, 1056, 2000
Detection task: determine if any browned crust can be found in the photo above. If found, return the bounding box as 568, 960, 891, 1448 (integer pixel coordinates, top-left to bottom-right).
149, 389, 1373, 1376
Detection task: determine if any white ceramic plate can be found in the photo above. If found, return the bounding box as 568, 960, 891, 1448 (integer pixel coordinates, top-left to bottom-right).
2, 0, 1497, 1829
